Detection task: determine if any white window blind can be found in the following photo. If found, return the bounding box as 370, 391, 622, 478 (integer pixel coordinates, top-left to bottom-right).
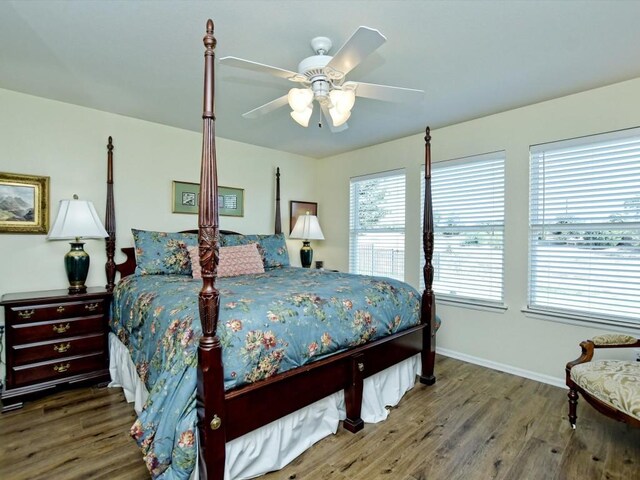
350, 170, 405, 281
425, 153, 505, 304
529, 128, 640, 327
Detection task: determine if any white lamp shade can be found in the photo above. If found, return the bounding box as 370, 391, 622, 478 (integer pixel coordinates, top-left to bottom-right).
329, 106, 351, 127
290, 106, 313, 127
329, 89, 356, 114
47, 198, 108, 240
288, 88, 313, 112
290, 213, 325, 241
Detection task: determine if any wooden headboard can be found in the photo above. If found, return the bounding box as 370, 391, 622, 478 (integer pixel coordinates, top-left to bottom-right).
103, 135, 283, 283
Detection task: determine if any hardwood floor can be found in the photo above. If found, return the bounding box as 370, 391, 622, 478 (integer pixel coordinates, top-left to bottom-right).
0, 385, 149, 480
0, 356, 638, 479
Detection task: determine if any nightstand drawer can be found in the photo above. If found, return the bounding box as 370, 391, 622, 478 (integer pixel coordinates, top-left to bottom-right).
7, 299, 105, 324
12, 334, 105, 366
11, 316, 104, 344
1, 287, 111, 411
12, 352, 105, 387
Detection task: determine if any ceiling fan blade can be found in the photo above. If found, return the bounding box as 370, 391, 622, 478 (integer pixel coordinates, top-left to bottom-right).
320, 104, 349, 133
326, 26, 386, 76
352, 81, 424, 103
242, 94, 289, 119
220, 56, 302, 81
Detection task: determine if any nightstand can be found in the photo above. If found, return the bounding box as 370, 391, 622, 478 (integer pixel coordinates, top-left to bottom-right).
1, 287, 111, 412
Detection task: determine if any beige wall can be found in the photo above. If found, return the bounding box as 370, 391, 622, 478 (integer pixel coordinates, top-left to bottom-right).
2, 77, 639, 388
314, 77, 640, 386
0, 88, 317, 331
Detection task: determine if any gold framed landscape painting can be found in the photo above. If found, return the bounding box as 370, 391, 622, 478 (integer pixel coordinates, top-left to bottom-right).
0, 172, 49, 234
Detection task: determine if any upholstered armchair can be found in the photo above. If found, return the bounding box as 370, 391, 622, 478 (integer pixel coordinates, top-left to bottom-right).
566, 334, 640, 429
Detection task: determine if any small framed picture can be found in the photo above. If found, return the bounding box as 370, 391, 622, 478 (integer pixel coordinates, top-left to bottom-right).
0, 172, 50, 234
289, 200, 318, 234
172, 181, 200, 214
172, 181, 244, 217
218, 186, 244, 217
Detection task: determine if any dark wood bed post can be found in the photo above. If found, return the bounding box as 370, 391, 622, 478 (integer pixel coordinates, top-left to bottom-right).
196, 19, 226, 480
275, 167, 282, 234
420, 127, 436, 385
105, 136, 116, 292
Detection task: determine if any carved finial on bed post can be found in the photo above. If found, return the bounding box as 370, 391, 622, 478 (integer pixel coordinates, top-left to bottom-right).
105, 136, 116, 292
420, 126, 436, 386
275, 167, 282, 235
203, 19, 216, 120
198, 19, 226, 480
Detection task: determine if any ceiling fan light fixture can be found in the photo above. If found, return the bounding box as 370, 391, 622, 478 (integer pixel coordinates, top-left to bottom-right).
288, 88, 313, 112
329, 106, 351, 127
291, 106, 313, 127
329, 89, 356, 114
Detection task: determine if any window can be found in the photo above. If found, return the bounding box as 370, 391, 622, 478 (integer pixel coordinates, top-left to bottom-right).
350, 170, 405, 281
422, 153, 505, 305
529, 128, 640, 327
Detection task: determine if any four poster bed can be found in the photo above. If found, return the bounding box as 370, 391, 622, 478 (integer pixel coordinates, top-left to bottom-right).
104, 20, 437, 480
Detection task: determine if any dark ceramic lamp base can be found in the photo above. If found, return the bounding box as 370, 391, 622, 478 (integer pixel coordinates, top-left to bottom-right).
300, 241, 313, 268
65, 241, 89, 294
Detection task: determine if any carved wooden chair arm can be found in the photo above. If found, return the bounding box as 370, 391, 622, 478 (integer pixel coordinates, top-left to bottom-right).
566, 334, 640, 373
566, 340, 595, 372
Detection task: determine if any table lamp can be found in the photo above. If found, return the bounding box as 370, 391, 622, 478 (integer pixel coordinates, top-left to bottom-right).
47, 195, 108, 293
290, 212, 324, 268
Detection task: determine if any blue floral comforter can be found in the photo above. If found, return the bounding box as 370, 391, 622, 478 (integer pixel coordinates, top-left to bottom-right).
111, 267, 421, 479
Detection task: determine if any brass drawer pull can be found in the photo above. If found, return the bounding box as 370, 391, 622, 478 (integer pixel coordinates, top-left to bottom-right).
52, 323, 70, 334
56, 306, 66, 313
53, 363, 70, 373
18, 309, 35, 319
54, 342, 71, 353
84, 303, 100, 312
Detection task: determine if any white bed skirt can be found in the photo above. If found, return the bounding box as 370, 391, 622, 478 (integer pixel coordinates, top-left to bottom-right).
108, 333, 420, 480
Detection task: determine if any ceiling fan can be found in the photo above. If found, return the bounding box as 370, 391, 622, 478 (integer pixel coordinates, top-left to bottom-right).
219, 26, 424, 132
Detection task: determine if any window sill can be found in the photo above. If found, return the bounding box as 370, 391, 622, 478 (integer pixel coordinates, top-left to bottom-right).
436, 297, 508, 313
521, 307, 639, 335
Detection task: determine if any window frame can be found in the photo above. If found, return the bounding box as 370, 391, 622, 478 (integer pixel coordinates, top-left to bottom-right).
349, 169, 406, 281
527, 127, 640, 330
423, 152, 506, 309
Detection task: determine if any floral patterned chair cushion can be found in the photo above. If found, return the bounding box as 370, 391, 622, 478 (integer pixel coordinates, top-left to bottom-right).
132, 229, 197, 276
571, 360, 640, 421
221, 233, 289, 269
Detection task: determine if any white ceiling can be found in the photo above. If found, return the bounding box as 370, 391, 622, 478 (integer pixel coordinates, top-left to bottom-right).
1, 1, 640, 158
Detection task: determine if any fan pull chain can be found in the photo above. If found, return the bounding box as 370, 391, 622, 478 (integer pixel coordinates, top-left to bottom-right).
318, 108, 322, 128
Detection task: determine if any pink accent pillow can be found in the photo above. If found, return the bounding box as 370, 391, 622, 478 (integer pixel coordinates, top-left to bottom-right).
188, 243, 265, 279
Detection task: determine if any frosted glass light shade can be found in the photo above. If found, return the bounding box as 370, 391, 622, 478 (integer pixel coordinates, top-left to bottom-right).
288, 88, 313, 112
290, 106, 313, 127
328, 89, 355, 127
47, 198, 108, 240
329, 107, 351, 127
290, 213, 325, 240
329, 89, 356, 113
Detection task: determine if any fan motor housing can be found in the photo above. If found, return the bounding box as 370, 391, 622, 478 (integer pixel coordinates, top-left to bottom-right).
298, 54, 332, 82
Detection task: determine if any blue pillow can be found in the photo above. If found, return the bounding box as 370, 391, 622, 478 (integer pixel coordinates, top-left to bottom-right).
132, 229, 198, 275
221, 233, 289, 269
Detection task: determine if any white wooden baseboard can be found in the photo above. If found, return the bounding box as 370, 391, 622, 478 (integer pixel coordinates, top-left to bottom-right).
436, 347, 566, 389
